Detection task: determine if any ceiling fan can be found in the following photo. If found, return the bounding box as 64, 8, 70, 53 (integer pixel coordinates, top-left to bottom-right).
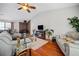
17, 3, 36, 13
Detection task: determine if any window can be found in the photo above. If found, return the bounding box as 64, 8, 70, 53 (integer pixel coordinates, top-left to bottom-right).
5, 22, 11, 30
0, 22, 11, 30
0, 22, 4, 30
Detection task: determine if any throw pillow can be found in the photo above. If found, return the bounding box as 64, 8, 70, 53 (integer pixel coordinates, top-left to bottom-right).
64, 37, 74, 43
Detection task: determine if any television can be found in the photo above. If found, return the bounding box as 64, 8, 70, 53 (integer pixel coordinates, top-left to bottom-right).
38, 25, 43, 30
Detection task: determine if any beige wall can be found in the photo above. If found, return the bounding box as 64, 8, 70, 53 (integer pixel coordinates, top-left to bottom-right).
31, 5, 79, 35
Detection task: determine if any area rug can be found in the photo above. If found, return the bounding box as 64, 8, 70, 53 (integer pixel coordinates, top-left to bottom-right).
31, 38, 48, 50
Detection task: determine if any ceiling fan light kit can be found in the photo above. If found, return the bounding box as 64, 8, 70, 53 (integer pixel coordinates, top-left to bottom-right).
18, 3, 36, 13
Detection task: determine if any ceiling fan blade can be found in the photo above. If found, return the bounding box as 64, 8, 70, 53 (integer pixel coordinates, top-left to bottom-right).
22, 3, 26, 6
29, 6, 36, 9
17, 3, 20, 4
18, 7, 22, 10
26, 9, 31, 13
18, 3, 25, 6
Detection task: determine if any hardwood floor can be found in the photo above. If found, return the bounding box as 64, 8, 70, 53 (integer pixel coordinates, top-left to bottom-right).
31, 40, 64, 56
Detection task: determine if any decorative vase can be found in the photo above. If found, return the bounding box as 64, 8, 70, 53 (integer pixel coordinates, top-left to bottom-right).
23, 33, 27, 47
76, 28, 79, 32
52, 36, 56, 42
49, 36, 52, 40
24, 38, 26, 44
23, 33, 26, 43
45, 34, 49, 39
16, 36, 20, 48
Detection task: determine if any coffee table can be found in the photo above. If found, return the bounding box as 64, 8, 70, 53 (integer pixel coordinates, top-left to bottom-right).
16, 38, 32, 56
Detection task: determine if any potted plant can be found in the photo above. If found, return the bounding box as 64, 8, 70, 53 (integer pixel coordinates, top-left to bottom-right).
67, 16, 79, 32
52, 36, 56, 42
45, 29, 54, 40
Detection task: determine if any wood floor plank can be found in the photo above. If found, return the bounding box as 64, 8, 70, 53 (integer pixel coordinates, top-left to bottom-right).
31, 40, 64, 56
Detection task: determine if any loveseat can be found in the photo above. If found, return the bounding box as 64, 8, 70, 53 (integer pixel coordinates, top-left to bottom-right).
56, 31, 79, 56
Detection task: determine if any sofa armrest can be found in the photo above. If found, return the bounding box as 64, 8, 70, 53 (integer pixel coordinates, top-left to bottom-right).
68, 42, 79, 49
69, 43, 79, 56
0, 40, 13, 56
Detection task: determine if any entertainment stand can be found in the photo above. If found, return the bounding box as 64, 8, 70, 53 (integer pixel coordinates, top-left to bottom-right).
35, 30, 45, 39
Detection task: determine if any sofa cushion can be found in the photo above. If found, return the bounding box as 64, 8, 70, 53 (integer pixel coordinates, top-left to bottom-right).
12, 33, 21, 39
74, 40, 79, 44
0, 31, 12, 40
0, 36, 12, 44
65, 37, 79, 44
64, 37, 74, 43
0, 39, 13, 56
66, 31, 79, 40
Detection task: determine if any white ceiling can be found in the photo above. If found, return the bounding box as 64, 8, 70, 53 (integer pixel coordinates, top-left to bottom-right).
0, 3, 79, 22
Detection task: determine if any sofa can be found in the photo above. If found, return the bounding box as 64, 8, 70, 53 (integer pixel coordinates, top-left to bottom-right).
56, 31, 79, 56
0, 31, 17, 56
0, 31, 31, 56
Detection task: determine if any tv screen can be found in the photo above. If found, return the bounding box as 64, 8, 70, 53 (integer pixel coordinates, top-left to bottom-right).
38, 25, 43, 30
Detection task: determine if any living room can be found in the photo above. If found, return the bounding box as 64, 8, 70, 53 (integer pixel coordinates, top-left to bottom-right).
0, 3, 79, 56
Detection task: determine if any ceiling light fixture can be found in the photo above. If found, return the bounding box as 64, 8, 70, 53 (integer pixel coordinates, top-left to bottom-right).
17, 3, 36, 13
